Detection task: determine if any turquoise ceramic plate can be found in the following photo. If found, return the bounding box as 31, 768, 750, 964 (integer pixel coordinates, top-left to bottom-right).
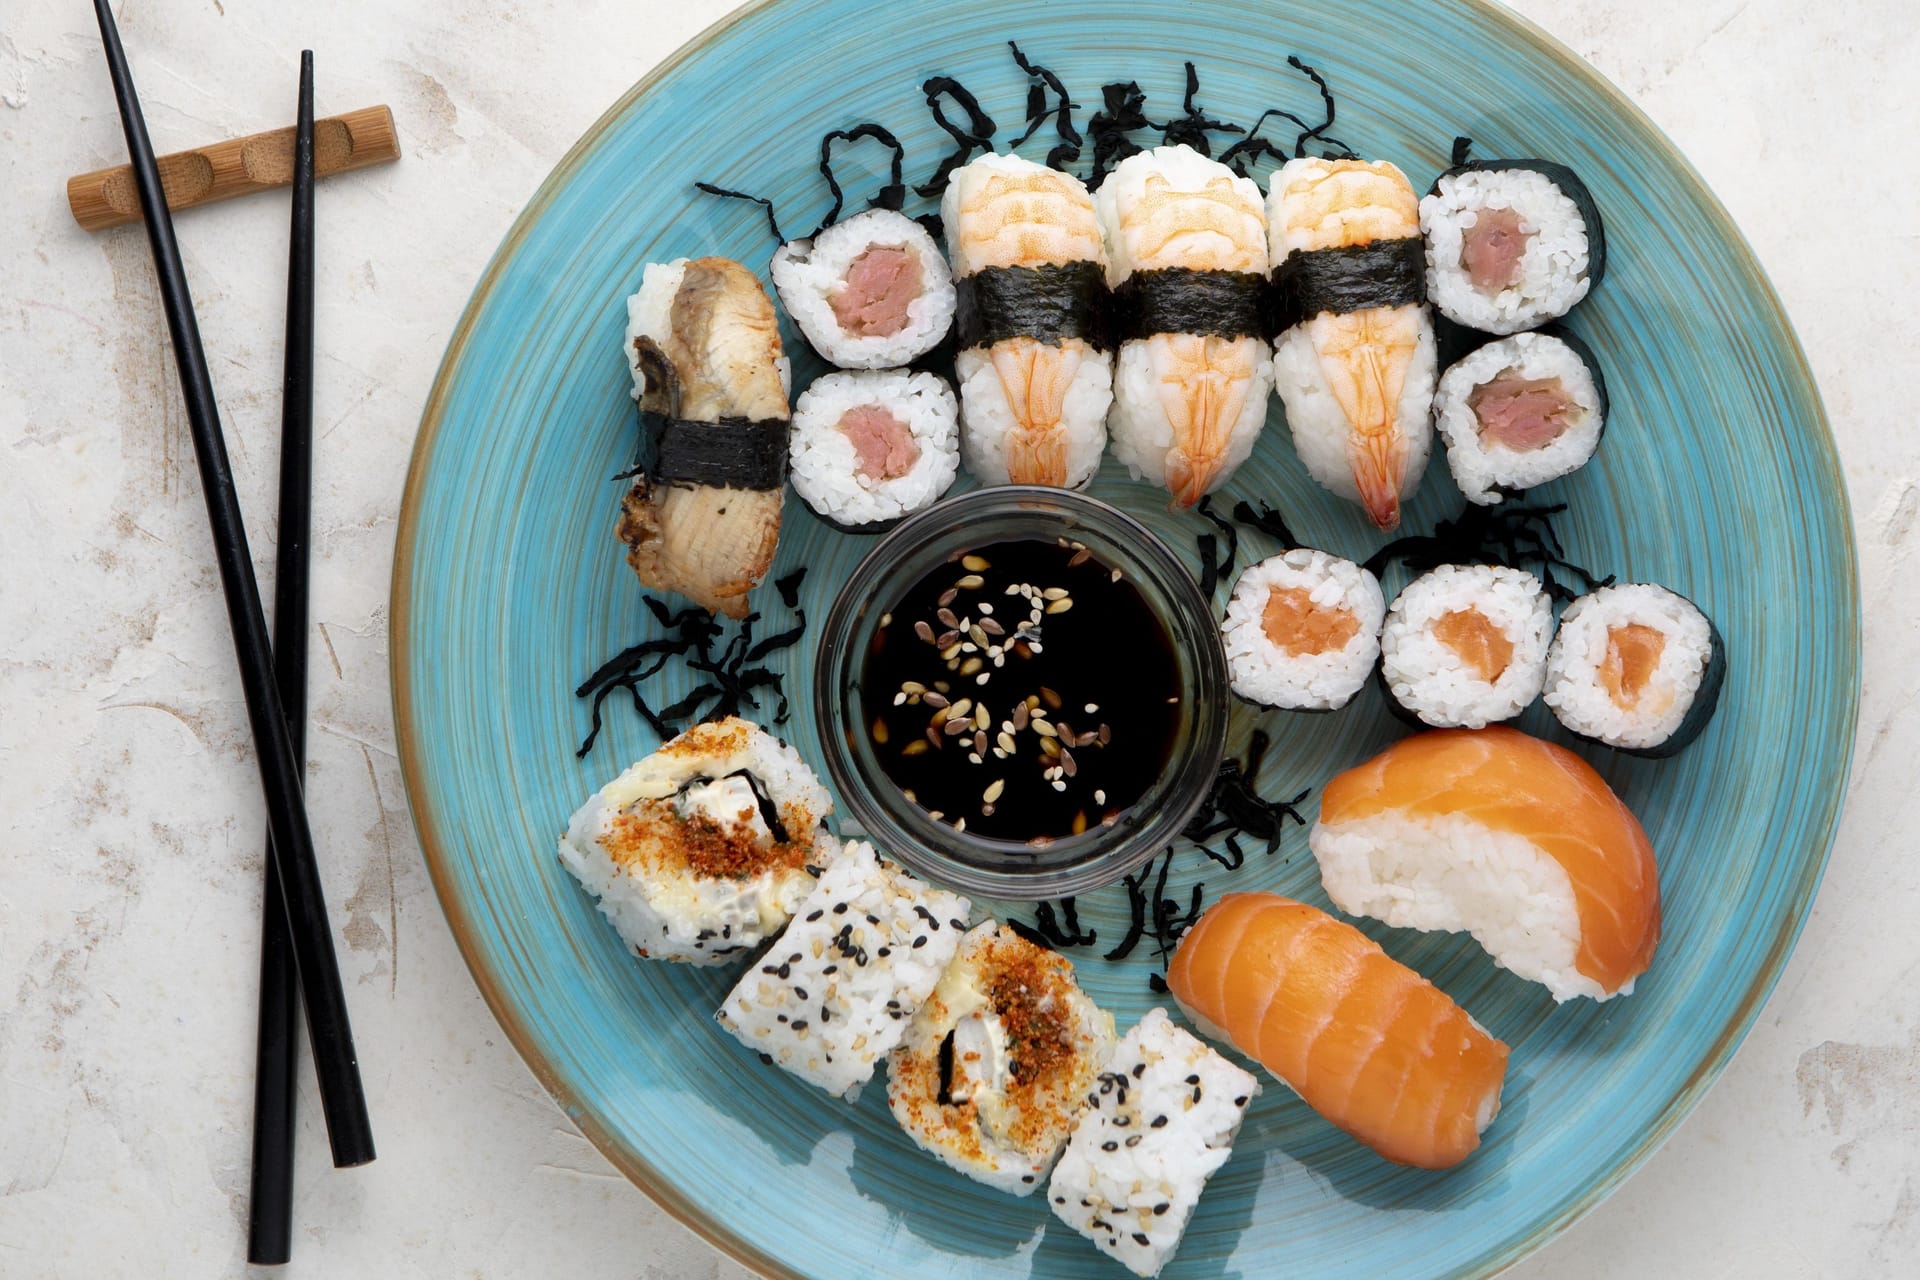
393, 1, 1858, 1276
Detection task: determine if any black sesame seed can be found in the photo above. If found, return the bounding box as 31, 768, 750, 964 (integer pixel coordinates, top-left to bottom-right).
912, 936, 929, 949
1185, 1074, 1200, 1085
1054, 1196, 1066, 1206
1101, 1141, 1118, 1152
1125, 1135, 1142, 1147
760, 964, 782, 976
877, 946, 892, 958
1153, 1203, 1170, 1215
823, 964, 838, 974
794, 987, 809, 1000
1150, 1115, 1168, 1128
1021, 1174, 1034, 1184
1234, 1095, 1249, 1106
791, 1021, 808, 1031
1133, 1232, 1150, 1246
1192, 1087, 1203, 1103
776, 1014, 788, 1023
1114, 1116, 1129, 1126
1132, 1063, 1146, 1078
833, 903, 849, 914
758, 1052, 773, 1065
805, 909, 824, 922
949, 918, 966, 930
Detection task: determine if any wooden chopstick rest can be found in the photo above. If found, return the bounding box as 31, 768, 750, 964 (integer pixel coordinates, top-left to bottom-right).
67, 104, 398, 231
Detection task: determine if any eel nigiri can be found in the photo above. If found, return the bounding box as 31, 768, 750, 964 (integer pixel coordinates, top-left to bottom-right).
942, 153, 1114, 490
1268, 158, 1436, 530
1095, 144, 1274, 507
1310, 726, 1661, 1001
1168, 892, 1509, 1169
618, 256, 790, 618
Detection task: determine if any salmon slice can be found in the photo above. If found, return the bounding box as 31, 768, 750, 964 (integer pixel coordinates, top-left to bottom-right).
1168, 892, 1509, 1168
1316, 726, 1660, 998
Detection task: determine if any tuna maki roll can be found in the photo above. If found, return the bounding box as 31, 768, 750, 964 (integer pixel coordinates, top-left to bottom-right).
1543, 583, 1725, 757
1434, 329, 1609, 504
1220, 549, 1385, 712
1421, 160, 1606, 335
557, 717, 831, 964
942, 153, 1115, 490
1095, 145, 1274, 508
1380, 565, 1553, 728
788, 370, 960, 531
1268, 158, 1437, 531
770, 209, 956, 369
887, 921, 1115, 1194
716, 838, 971, 1098
1048, 1008, 1258, 1278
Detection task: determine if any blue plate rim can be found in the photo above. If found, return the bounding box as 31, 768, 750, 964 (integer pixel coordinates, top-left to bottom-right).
388, 1, 1862, 1275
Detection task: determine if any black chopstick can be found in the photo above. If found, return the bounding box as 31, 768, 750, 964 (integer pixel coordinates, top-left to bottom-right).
91, 3, 375, 1169
246, 50, 317, 1268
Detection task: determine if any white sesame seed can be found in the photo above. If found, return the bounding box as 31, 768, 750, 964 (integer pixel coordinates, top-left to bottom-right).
978, 603, 993, 615
1051, 780, 1067, 792
955, 574, 985, 589
967, 752, 982, 764
1084, 703, 1099, 714
1043, 587, 1068, 600
975, 672, 991, 685
1046, 598, 1073, 615
1094, 789, 1106, 805
983, 779, 1006, 804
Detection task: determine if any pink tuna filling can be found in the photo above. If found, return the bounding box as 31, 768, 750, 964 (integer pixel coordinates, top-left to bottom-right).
829, 245, 922, 337
838, 404, 921, 480
1468, 370, 1575, 452
1459, 206, 1532, 295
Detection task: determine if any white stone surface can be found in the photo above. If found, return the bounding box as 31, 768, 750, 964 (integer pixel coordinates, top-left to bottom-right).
1, 0, 1915, 1276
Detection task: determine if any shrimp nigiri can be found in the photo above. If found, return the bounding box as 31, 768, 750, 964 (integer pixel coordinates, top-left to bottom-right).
1095, 145, 1274, 508
1268, 158, 1436, 530
1168, 892, 1509, 1169
1310, 726, 1661, 1001
942, 153, 1114, 490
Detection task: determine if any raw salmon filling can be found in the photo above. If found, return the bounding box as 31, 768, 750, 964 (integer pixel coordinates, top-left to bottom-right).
1261, 586, 1361, 657
1599, 623, 1667, 708
1433, 607, 1513, 682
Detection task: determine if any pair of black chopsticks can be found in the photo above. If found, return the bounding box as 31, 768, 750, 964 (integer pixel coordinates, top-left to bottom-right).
91, 2, 374, 1265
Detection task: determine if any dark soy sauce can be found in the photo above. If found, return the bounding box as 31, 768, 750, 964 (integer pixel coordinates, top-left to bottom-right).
860, 537, 1181, 843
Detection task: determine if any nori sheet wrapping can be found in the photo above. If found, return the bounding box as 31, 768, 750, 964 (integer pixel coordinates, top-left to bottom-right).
1553, 609, 1726, 759
641, 411, 788, 490
1112, 268, 1267, 342
953, 261, 1111, 351
1272, 237, 1426, 321
1430, 157, 1608, 291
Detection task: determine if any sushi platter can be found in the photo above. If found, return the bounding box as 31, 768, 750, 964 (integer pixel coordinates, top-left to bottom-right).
391, 0, 1859, 1276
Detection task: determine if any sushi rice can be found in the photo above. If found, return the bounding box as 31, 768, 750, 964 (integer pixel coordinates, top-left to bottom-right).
1543, 583, 1722, 755
716, 837, 971, 1099
788, 369, 960, 528
1434, 330, 1607, 504
769, 209, 956, 369
1421, 166, 1595, 335
1221, 550, 1384, 712
558, 717, 830, 965
1048, 1008, 1258, 1278
1380, 564, 1553, 729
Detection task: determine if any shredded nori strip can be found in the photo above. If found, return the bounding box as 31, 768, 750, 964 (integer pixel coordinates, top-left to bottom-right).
1197, 534, 1220, 600
915, 76, 996, 199
1196, 497, 1239, 580
1008, 42, 1083, 169
641, 412, 788, 490
1102, 849, 1204, 979
693, 181, 785, 246
1111, 269, 1267, 343
1020, 898, 1098, 949
953, 261, 1110, 351
573, 570, 809, 755
1084, 81, 1153, 189
1362, 502, 1614, 604
817, 123, 907, 233
722, 767, 792, 844
1451, 135, 1475, 168
1284, 56, 1356, 159
1219, 108, 1315, 179
1005, 917, 1057, 952
1274, 237, 1427, 318
1228, 499, 1303, 550
1182, 729, 1310, 858
935, 1028, 958, 1106
1156, 62, 1242, 158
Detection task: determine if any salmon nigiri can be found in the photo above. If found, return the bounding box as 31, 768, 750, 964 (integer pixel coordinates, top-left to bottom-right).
1311, 726, 1661, 1002
1168, 892, 1508, 1169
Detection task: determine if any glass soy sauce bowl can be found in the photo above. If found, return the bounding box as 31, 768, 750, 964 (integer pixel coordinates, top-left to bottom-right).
814, 486, 1227, 901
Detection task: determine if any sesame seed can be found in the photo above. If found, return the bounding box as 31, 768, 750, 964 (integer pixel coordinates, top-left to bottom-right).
880, 612, 892, 627
1069, 548, 1092, 567
923, 691, 949, 708
914, 620, 936, 643
967, 752, 982, 764
871, 718, 889, 744
961, 554, 990, 572
960, 657, 984, 676
1046, 598, 1073, 614
902, 739, 929, 756
1043, 587, 1068, 600
983, 778, 1006, 804
1095, 789, 1107, 805
955, 573, 985, 589
975, 671, 991, 685
1051, 779, 1067, 792
1084, 702, 1099, 714
937, 587, 958, 608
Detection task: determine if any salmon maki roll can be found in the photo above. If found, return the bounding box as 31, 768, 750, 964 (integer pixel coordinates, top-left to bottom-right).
1310, 726, 1661, 1001
1167, 892, 1509, 1169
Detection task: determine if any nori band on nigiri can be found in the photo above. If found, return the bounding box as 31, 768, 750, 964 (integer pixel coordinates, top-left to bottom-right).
953, 261, 1112, 351
1112, 269, 1267, 342
1273, 237, 1427, 322
1430, 156, 1608, 290
641, 411, 789, 490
